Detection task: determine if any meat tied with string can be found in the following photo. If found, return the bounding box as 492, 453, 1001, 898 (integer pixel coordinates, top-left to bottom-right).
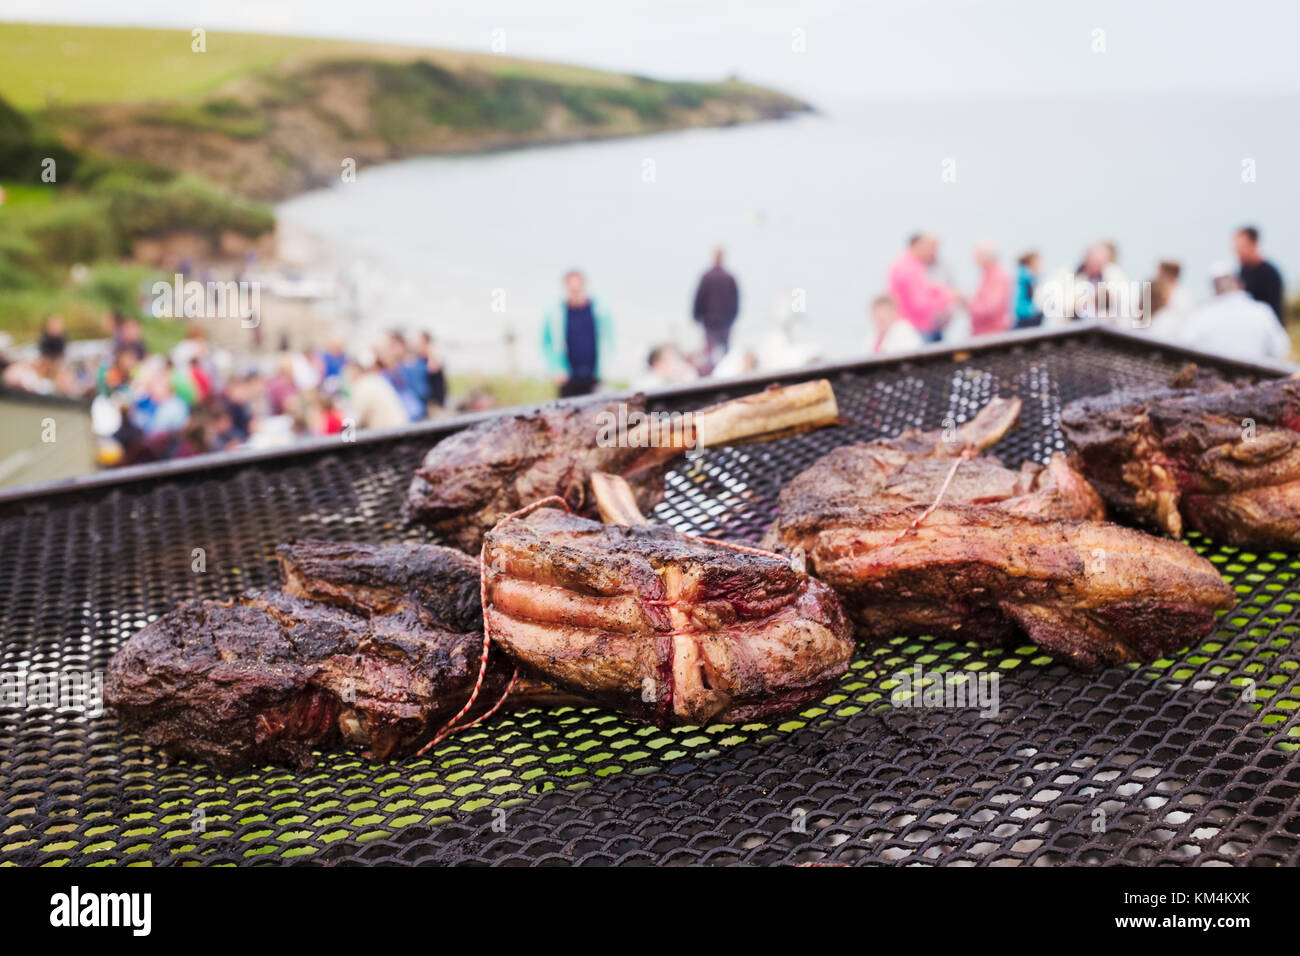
1061, 369, 1300, 549
762, 397, 1237, 669
105, 541, 582, 771
403, 382, 840, 553
482, 506, 856, 726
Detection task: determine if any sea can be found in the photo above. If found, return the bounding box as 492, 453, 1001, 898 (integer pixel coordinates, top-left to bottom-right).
276, 93, 1300, 380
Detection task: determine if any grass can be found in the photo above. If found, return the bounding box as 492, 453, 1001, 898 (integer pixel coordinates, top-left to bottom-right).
139, 315, 189, 355
362, 61, 716, 142
0, 262, 162, 342
445, 373, 631, 410
140, 100, 272, 140
0, 172, 273, 261
0, 23, 328, 109
0, 182, 54, 207
447, 373, 556, 409
0, 22, 676, 111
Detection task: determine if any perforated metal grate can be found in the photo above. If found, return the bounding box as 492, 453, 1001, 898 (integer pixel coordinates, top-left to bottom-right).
1, 330, 1297, 866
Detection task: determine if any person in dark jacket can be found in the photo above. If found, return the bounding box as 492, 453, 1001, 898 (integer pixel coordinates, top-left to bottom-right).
1234, 226, 1286, 322
415, 331, 446, 411
37, 314, 67, 360
692, 248, 740, 369
541, 270, 614, 398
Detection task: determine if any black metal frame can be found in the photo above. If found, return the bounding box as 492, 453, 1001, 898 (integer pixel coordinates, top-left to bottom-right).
2, 322, 1291, 505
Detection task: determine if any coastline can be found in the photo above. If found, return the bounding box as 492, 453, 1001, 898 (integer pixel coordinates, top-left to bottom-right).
0, 21, 812, 350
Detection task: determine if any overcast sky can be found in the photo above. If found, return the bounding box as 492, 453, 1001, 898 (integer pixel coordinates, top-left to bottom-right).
3, 0, 1297, 105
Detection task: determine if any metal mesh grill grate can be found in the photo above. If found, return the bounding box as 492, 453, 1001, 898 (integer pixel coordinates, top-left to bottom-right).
2, 331, 1297, 866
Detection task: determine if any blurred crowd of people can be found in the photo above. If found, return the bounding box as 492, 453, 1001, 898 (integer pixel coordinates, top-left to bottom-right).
0, 312, 451, 467
2, 224, 1292, 469
545, 226, 1291, 401
865, 225, 1289, 362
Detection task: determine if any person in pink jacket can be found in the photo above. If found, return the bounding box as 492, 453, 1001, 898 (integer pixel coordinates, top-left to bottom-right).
887, 234, 957, 341
967, 240, 1012, 337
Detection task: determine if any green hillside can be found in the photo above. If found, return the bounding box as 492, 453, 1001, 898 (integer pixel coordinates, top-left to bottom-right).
4, 24, 807, 202
0, 24, 334, 108
0, 22, 809, 340
0, 22, 696, 109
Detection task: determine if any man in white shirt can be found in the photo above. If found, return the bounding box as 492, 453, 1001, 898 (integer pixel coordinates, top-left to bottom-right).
1175, 263, 1291, 362
345, 345, 408, 430
867, 294, 924, 355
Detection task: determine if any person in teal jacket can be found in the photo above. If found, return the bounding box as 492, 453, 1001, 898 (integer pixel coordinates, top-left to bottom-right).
1013, 251, 1043, 328
540, 270, 615, 397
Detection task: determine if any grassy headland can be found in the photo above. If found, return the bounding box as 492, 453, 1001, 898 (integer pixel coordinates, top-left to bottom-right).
0, 22, 810, 339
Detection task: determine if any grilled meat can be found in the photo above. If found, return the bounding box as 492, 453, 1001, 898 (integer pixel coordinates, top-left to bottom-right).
482, 507, 855, 727
772, 505, 1235, 669
404, 395, 677, 553
105, 541, 580, 771
1060, 373, 1300, 548
404, 381, 839, 553
277, 539, 482, 622
764, 397, 1236, 669
104, 589, 506, 772
279, 539, 586, 709
768, 397, 1106, 526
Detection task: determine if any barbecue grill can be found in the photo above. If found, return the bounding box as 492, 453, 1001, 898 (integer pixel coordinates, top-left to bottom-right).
3, 324, 1297, 866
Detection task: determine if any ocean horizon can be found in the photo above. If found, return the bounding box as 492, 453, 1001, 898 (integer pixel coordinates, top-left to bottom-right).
277, 91, 1300, 379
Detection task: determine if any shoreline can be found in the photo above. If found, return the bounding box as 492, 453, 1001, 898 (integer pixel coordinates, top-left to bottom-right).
243, 106, 816, 204
0, 20, 812, 348
264, 108, 817, 350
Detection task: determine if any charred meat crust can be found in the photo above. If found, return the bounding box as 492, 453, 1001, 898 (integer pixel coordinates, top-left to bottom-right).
106, 540, 583, 772
768, 447, 1105, 538
764, 393, 1104, 538
1061, 375, 1300, 548
482, 508, 855, 727
104, 589, 509, 772
402, 394, 678, 553
277, 539, 481, 626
